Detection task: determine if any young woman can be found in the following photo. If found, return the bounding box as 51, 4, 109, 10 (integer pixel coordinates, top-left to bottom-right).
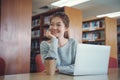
40, 12, 77, 72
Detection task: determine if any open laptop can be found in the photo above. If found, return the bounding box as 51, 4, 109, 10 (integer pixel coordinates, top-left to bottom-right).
60, 44, 111, 76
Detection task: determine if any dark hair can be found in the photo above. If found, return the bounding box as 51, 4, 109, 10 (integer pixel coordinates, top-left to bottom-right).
50, 12, 70, 28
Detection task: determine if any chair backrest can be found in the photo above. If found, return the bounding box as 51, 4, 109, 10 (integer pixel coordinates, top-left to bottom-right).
35, 54, 45, 72
109, 57, 118, 68
0, 57, 5, 76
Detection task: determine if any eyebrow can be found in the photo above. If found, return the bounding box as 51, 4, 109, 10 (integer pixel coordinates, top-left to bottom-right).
51, 22, 62, 24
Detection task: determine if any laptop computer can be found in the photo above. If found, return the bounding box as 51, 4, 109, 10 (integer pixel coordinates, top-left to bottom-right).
60, 44, 111, 76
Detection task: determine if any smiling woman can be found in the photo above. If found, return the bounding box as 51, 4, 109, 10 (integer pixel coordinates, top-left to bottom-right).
31, 6, 82, 72
40, 12, 78, 73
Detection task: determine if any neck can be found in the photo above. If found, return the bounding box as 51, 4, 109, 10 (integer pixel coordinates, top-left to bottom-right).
58, 37, 68, 47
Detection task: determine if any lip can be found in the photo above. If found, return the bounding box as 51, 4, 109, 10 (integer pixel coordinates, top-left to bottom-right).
51, 32, 59, 35
50, 29, 60, 34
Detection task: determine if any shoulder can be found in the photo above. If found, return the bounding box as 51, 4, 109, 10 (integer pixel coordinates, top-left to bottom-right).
41, 40, 50, 44
40, 41, 49, 48
68, 38, 77, 47
40, 41, 47, 45
68, 38, 77, 44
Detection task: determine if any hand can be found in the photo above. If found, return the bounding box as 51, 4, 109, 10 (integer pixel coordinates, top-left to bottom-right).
45, 29, 56, 39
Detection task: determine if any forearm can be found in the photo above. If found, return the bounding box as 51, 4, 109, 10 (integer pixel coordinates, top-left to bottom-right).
47, 38, 58, 58
40, 38, 58, 63
57, 64, 74, 72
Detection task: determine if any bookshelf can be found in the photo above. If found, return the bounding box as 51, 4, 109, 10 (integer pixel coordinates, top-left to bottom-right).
31, 6, 82, 72
117, 24, 120, 67
82, 17, 118, 65
31, 15, 41, 72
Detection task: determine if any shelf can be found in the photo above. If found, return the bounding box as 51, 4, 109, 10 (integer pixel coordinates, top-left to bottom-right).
117, 50, 120, 52
117, 24, 120, 27
83, 27, 105, 33
32, 15, 40, 19
31, 48, 40, 53
117, 32, 120, 36
82, 17, 117, 67
83, 17, 104, 23
32, 26, 40, 31
31, 48, 39, 51
117, 42, 120, 45
42, 24, 49, 28
82, 38, 105, 43
31, 37, 40, 41
42, 36, 50, 41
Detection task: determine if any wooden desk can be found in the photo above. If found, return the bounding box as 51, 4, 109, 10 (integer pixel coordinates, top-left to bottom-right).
0, 68, 119, 80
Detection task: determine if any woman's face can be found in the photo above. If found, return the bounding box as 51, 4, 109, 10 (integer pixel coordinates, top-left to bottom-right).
49, 17, 68, 38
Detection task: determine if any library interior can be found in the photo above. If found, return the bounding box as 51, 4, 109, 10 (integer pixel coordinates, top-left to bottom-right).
0, 0, 120, 80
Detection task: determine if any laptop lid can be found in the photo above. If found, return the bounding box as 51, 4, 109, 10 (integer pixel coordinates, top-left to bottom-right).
74, 44, 110, 75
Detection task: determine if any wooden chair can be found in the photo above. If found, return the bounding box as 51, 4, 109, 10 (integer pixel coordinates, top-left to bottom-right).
0, 57, 5, 76
35, 54, 45, 72
109, 57, 118, 68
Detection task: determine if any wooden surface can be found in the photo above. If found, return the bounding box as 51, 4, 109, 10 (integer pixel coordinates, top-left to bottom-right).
65, 7, 82, 43
105, 17, 117, 59
0, 0, 1, 28
0, 0, 32, 75
0, 68, 119, 80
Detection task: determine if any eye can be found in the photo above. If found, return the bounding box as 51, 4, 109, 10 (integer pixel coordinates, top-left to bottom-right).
56, 23, 61, 27
57, 24, 61, 27
50, 23, 53, 26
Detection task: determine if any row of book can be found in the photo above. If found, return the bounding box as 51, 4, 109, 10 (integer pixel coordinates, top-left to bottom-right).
32, 19, 40, 28
31, 41, 39, 49
31, 30, 40, 38
117, 27, 120, 33
82, 20, 105, 30
30, 52, 39, 72
44, 16, 50, 25
43, 28, 49, 36
82, 32, 104, 41
117, 37, 120, 42
84, 42, 105, 45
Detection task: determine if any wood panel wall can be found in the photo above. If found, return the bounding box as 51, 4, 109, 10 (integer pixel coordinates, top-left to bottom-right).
65, 7, 82, 43
105, 17, 117, 59
0, 0, 1, 30
0, 0, 32, 75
